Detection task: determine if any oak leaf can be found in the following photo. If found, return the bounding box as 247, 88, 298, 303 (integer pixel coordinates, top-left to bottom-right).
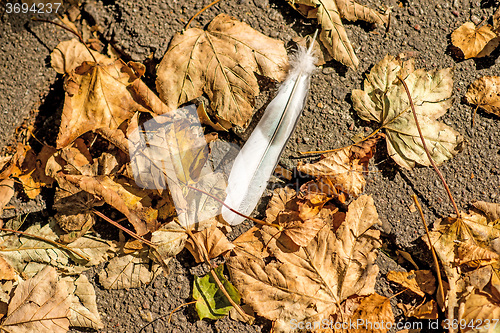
466, 77, 500, 118
227, 195, 381, 332
0, 266, 70, 333
156, 14, 288, 129
451, 22, 500, 59
287, 0, 389, 68
352, 54, 463, 169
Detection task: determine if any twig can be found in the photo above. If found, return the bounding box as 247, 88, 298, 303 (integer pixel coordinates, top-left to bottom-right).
92, 209, 155, 248
184, 0, 224, 30
0, 227, 89, 261
397, 76, 461, 218
299, 128, 383, 155
412, 195, 446, 307
32, 18, 97, 63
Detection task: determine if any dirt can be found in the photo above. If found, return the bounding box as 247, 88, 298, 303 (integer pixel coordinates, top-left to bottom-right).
1, 0, 499, 332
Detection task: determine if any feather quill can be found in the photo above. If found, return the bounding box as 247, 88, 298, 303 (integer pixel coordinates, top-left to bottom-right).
222, 32, 318, 225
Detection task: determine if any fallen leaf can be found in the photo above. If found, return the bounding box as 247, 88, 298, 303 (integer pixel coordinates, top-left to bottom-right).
51, 38, 110, 75
461, 291, 500, 330
466, 77, 500, 117
352, 54, 463, 169
192, 264, 240, 320
451, 22, 500, 59
297, 146, 366, 197
149, 221, 188, 268
406, 299, 439, 320
455, 241, 499, 268
350, 293, 394, 333
387, 270, 436, 297
63, 275, 104, 329
0, 256, 15, 281
0, 266, 70, 333
156, 14, 288, 129
185, 222, 234, 264
287, 0, 389, 68
227, 195, 381, 332
473, 200, 500, 221
0, 179, 14, 216
98, 250, 159, 289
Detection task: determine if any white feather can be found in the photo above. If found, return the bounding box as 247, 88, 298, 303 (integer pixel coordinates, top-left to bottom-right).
222, 35, 317, 225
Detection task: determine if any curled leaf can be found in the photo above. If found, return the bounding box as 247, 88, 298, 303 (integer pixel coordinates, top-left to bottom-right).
451, 22, 500, 59
466, 77, 500, 118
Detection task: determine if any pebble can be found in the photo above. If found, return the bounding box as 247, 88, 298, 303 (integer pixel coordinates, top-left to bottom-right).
413, 24, 421, 31
451, 10, 459, 17
394, 30, 402, 37
435, 4, 442, 10
471, 15, 481, 25
322, 67, 335, 75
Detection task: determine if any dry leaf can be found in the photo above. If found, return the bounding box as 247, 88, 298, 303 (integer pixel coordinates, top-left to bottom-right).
185, 222, 234, 263
156, 14, 288, 129
0, 266, 70, 333
297, 146, 366, 197
288, 0, 389, 68
466, 77, 500, 118
387, 270, 436, 297
63, 275, 103, 329
51, 38, 110, 75
227, 195, 381, 332
98, 250, 159, 289
473, 201, 500, 222
350, 293, 394, 333
455, 242, 499, 268
150, 221, 188, 267
352, 54, 463, 169
406, 300, 438, 320
0, 179, 14, 216
0, 256, 15, 281
461, 292, 500, 331
451, 22, 500, 59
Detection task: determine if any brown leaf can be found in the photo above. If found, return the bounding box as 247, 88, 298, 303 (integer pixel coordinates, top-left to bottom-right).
0, 266, 70, 333
387, 270, 436, 297
406, 299, 439, 320
461, 291, 500, 327
156, 14, 288, 129
50, 39, 111, 75
56, 59, 151, 148
350, 132, 385, 162
0, 179, 14, 216
288, 0, 388, 68
227, 195, 381, 332
455, 241, 499, 268
297, 147, 366, 197
0, 256, 15, 281
350, 294, 394, 333
466, 77, 500, 117
185, 222, 234, 263
451, 22, 500, 59
473, 200, 500, 221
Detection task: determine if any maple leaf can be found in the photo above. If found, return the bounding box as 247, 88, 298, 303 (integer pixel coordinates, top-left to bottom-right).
287, 0, 389, 68
227, 195, 381, 332
0, 179, 14, 216
451, 22, 500, 59
466, 76, 500, 117
155, 14, 288, 129
0, 266, 70, 333
185, 222, 234, 263
352, 54, 464, 169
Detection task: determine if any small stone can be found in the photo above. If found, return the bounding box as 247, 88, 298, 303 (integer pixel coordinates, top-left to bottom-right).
394, 30, 402, 37
413, 24, 421, 31
435, 4, 442, 9
322, 67, 335, 75
270, 31, 278, 38
471, 14, 481, 25
302, 137, 310, 143
317, 102, 324, 108
408, 7, 416, 16
451, 10, 459, 17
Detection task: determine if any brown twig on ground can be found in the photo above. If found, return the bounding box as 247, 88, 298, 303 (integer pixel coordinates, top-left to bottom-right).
412, 194, 446, 308
397, 76, 460, 219
0, 227, 90, 261
184, 0, 224, 30
92, 209, 155, 248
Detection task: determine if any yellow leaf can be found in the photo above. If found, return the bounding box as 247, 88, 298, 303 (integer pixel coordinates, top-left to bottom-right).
466, 77, 500, 118
451, 22, 499, 59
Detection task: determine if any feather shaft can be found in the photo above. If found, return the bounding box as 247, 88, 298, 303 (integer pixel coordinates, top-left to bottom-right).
222, 33, 318, 225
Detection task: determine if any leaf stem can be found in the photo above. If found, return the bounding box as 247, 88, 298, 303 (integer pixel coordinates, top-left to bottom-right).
397, 76, 460, 218
412, 195, 445, 307
184, 0, 224, 30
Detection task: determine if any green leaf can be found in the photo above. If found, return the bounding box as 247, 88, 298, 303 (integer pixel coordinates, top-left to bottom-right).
192, 264, 240, 320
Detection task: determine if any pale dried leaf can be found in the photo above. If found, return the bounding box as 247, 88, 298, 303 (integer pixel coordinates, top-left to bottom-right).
0, 256, 15, 281
98, 251, 157, 289
150, 221, 188, 267
185, 222, 234, 263
50, 39, 110, 75
451, 22, 500, 59
156, 14, 288, 129
63, 275, 103, 329
466, 77, 500, 117
461, 292, 500, 332
227, 195, 381, 332
352, 54, 463, 169
1, 266, 70, 333
288, 0, 388, 68
456, 242, 499, 267
473, 200, 500, 221
297, 147, 366, 196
